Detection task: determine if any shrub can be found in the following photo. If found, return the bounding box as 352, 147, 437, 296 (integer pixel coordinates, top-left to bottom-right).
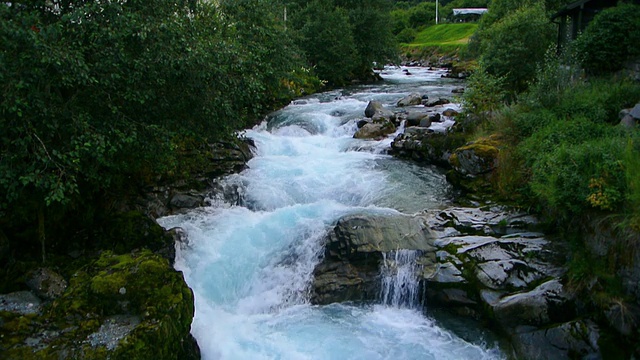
574, 4, 640, 75
528, 137, 626, 219
396, 27, 417, 43
462, 63, 506, 116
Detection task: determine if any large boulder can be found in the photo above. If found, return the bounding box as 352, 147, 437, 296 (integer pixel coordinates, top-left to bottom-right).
311, 213, 437, 304
390, 130, 467, 167
397, 93, 423, 107
353, 120, 396, 139
364, 101, 395, 120
449, 136, 500, 176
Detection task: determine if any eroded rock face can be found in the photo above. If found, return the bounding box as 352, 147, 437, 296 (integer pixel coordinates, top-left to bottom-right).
310, 213, 437, 304
310, 206, 602, 359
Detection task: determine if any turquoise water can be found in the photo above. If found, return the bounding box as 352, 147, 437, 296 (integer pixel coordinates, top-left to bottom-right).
158, 67, 504, 360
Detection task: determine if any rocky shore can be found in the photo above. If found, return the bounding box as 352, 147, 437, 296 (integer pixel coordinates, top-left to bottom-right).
309, 206, 605, 359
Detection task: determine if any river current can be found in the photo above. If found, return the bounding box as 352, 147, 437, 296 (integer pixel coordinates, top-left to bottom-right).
158, 67, 505, 360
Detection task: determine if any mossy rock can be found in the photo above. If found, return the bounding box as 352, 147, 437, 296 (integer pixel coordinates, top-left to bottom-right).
1, 250, 199, 359
449, 136, 502, 176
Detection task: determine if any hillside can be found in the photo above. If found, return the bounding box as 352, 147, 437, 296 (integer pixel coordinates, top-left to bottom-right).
404, 23, 477, 51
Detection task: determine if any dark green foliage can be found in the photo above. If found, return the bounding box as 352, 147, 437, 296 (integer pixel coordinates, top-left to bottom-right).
294, 1, 358, 85
501, 64, 640, 221
478, 2, 554, 94
288, 0, 397, 85
574, 3, 640, 75
0, 0, 320, 259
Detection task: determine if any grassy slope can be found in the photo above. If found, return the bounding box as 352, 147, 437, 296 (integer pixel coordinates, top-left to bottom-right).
404, 23, 478, 50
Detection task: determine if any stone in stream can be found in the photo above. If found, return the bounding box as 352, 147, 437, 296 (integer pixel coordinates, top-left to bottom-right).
396, 93, 423, 107
364, 101, 395, 121
353, 121, 396, 139
311, 213, 437, 304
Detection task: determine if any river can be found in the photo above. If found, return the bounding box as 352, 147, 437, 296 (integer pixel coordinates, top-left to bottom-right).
158, 67, 506, 360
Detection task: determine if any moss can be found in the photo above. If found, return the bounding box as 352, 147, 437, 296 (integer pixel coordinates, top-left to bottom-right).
2, 250, 197, 359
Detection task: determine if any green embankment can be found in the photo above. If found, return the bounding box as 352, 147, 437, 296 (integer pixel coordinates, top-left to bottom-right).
404, 23, 477, 51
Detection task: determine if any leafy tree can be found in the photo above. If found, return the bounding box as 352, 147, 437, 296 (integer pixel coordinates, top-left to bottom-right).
292, 1, 358, 85
476, 2, 554, 94
289, 0, 396, 85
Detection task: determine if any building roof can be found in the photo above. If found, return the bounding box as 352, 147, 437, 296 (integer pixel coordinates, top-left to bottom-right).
453, 8, 488, 16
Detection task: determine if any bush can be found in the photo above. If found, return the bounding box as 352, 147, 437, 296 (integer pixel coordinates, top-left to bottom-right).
396, 27, 417, 43
528, 137, 626, 218
574, 4, 640, 75
462, 63, 506, 115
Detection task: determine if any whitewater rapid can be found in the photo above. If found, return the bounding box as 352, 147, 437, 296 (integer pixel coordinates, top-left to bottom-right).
158, 67, 505, 360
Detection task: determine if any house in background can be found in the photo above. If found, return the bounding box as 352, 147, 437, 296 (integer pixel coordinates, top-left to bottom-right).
452, 8, 488, 23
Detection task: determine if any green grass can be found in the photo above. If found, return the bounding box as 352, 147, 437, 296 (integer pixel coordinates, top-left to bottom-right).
404, 23, 478, 49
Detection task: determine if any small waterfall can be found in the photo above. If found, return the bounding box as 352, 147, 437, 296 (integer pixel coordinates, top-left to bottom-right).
380, 250, 421, 308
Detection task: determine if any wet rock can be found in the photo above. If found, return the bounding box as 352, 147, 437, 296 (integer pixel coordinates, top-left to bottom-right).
442, 108, 459, 117
405, 111, 430, 127
397, 93, 423, 107
493, 279, 573, 328
452, 87, 465, 94
425, 98, 451, 107
427, 262, 465, 284
390, 130, 466, 168
25, 268, 68, 300
354, 121, 396, 139
364, 101, 394, 120
311, 213, 438, 304
170, 193, 204, 210
0, 291, 42, 315
512, 321, 601, 360
357, 119, 369, 128
428, 113, 442, 123
364, 101, 382, 117
325, 213, 437, 258
311, 261, 379, 304
419, 118, 432, 128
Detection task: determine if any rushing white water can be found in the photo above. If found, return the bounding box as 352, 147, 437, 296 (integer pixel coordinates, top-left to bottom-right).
380, 250, 422, 309
158, 67, 504, 360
